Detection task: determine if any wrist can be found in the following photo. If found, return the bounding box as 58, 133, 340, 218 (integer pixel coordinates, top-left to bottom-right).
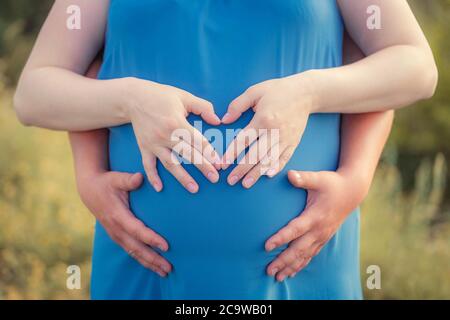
337, 165, 372, 200
287, 69, 322, 114
76, 167, 106, 192
113, 77, 143, 122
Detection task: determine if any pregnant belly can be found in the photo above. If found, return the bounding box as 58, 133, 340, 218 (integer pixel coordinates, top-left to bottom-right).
108, 112, 340, 297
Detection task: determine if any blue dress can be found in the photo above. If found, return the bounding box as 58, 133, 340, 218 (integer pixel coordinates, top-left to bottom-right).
92, 0, 362, 300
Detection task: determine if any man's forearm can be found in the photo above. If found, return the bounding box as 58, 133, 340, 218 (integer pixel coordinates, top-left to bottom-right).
338, 112, 394, 193
336, 32, 394, 194
69, 130, 109, 181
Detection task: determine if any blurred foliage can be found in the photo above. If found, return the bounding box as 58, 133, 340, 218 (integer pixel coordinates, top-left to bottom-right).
0, 86, 92, 299
0, 0, 449, 299
362, 157, 450, 299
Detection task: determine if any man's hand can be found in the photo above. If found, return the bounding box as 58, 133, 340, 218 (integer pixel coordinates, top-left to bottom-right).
265, 169, 369, 281
77, 170, 172, 277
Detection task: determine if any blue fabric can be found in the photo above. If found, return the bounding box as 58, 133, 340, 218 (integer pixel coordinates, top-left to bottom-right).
91, 0, 362, 300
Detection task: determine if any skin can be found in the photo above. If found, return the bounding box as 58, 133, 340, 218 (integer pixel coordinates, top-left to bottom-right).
70, 59, 172, 277
14, 1, 436, 191
221, 0, 437, 185
14, 1, 435, 278
265, 32, 395, 281
70, 34, 393, 279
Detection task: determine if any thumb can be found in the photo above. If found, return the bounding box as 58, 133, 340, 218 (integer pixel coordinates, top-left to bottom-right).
222, 86, 260, 124
288, 170, 322, 190
185, 95, 221, 125
110, 172, 143, 191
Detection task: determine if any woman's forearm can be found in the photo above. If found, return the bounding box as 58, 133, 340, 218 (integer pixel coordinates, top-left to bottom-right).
12, 0, 131, 131
303, 45, 437, 113
14, 67, 132, 130
336, 32, 394, 192
293, 0, 438, 114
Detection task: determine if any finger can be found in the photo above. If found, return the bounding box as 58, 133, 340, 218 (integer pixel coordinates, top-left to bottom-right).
179, 122, 221, 169
142, 154, 163, 192
265, 213, 313, 251
277, 244, 318, 280
226, 133, 268, 186
267, 234, 316, 278
184, 94, 221, 125
157, 148, 199, 193
285, 257, 313, 280
222, 85, 262, 124
221, 121, 261, 170
280, 254, 314, 281
294, 257, 312, 275
240, 143, 284, 188
112, 206, 169, 251
288, 170, 322, 190
276, 257, 307, 282
172, 140, 219, 183
109, 172, 144, 191
120, 231, 172, 277
263, 145, 297, 178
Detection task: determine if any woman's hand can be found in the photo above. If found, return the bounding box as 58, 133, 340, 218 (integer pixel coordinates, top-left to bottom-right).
265, 169, 370, 281
220, 75, 314, 188
126, 78, 222, 193
77, 169, 172, 277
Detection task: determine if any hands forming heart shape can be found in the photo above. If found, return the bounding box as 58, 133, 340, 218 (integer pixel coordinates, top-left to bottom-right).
128, 74, 315, 193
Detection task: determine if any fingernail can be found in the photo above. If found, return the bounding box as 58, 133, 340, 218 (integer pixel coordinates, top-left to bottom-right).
266, 168, 276, 177
207, 171, 218, 183
158, 244, 167, 252
221, 112, 231, 123
187, 182, 198, 193
290, 273, 297, 278
278, 274, 286, 282
269, 268, 278, 276
161, 265, 170, 273
228, 175, 239, 186
157, 270, 166, 277
153, 182, 162, 192
243, 177, 255, 188
213, 114, 221, 123
266, 243, 276, 251
295, 172, 301, 180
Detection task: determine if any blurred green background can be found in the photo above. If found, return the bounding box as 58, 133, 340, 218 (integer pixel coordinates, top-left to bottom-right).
0, 0, 449, 300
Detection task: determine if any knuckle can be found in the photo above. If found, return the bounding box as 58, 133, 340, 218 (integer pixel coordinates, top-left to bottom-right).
203, 101, 214, 111
133, 248, 144, 260
138, 259, 152, 269
109, 211, 121, 224
146, 254, 157, 266
245, 84, 258, 96
164, 117, 180, 132
280, 151, 292, 164
130, 226, 141, 240
294, 249, 305, 260
154, 128, 167, 140
109, 232, 121, 244
161, 157, 177, 170
258, 114, 276, 127
281, 252, 293, 265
